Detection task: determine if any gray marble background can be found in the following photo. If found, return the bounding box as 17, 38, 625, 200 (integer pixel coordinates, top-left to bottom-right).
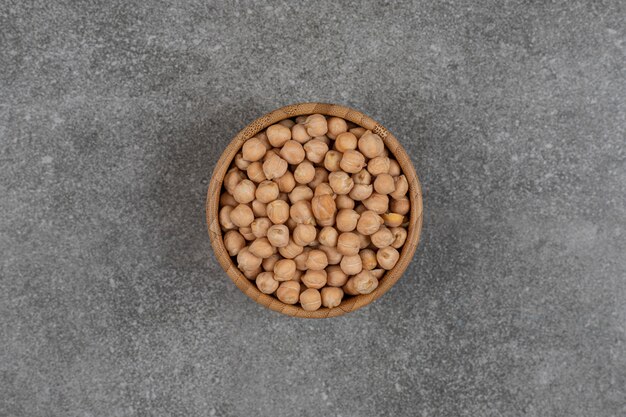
1, 1, 625, 416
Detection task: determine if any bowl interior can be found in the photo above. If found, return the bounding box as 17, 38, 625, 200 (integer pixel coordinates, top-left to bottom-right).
206, 103, 423, 318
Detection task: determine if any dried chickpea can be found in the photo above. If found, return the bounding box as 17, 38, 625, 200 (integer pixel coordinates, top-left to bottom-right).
326, 117, 348, 139
291, 123, 311, 144
239, 226, 255, 241
342, 274, 362, 295
340, 149, 366, 174
266, 224, 289, 247
302, 269, 327, 289
251, 200, 267, 217
224, 168, 244, 194
304, 114, 328, 137
349, 184, 373, 201
249, 237, 275, 258
390, 227, 407, 249
289, 185, 314, 203
358, 131, 384, 158
356, 232, 370, 249
389, 175, 409, 200
294, 248, 309, 270
256, 272, 279, 294
277, 192, 289, 202
251, 217, 272, 238
367, 156, 390, 176
371, 227, 395, 249
337, 232, 360, 256
326, 266, 348, 287
324, 150, 343, 172
242, 266, 262, 280
306, 249, 328, 271
293, 224, 317, 246
223, 230, 245, 256
336, 209, 360, 232
278, 120, 295, 129
390, 197, 410, 215
255, 180, 279, 203
342, 279, 359, 296
233, 179, 256, 204
292, 269, 303, 283
370, 269, 385, 279
220, 193, 237, 207
276, 281, 300, 304
340, 254, 362, 275
280, 140, 305, 164
303, 139, 328, 163
319, 245, 343, 265
316, 216, 334, 228
262, 254, 281, 272
219, 205, 236, 230
357, 210, 383, 235
285, 214, 298, 233
266, 200, 289, 224
275, 171, 296, 193
300, 288, 322, 311
383, 213, 404, 227
237, 248, 262, 271
242, 137, 267, 162
311, 195, 336, 224
278, 239, 304, 259
354, 204, 367, 215
262, 154, 288, 180
308, 167, 329, 188
314, 183, 334, 197
349, 127, 366, 138
263, 149, 278, 162
335, 194, 355, 209
377, 246, 400, 270
234, 153, 251, 170
246, 161, 266, 183
293, 161, 316, 184
359, 249, 378, 270
353, 169, 372, 185
334, 132, 357, 152
314, 135, 329, 146
266, 124, 291, 147
230, 204, 254, 228
321, 287, 344, 308
274, 259, 296, 281
279, 119, 295, 128
344, 270, 378, 295
374, 174, 395, 195
290, 200, 315, 224
388, 159, 401, 176
318, 226, 338, 247
363, 193, 389, 214
254, 132, 271, 149
328, 171, 354, 195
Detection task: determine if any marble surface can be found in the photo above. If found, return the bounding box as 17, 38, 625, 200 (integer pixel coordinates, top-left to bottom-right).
1, 1, 625, 416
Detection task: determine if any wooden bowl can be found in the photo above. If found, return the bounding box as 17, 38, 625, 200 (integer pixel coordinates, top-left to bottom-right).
206, 103, 423, 318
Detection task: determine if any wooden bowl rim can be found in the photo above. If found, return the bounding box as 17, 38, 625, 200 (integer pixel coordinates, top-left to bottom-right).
206, 102, 423, 318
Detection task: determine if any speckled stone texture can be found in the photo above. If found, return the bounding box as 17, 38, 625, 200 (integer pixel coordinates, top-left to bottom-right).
1, 1, 625, 416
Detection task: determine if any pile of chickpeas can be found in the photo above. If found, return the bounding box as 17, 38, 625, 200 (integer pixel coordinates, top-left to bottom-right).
219, 114, 410, 311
